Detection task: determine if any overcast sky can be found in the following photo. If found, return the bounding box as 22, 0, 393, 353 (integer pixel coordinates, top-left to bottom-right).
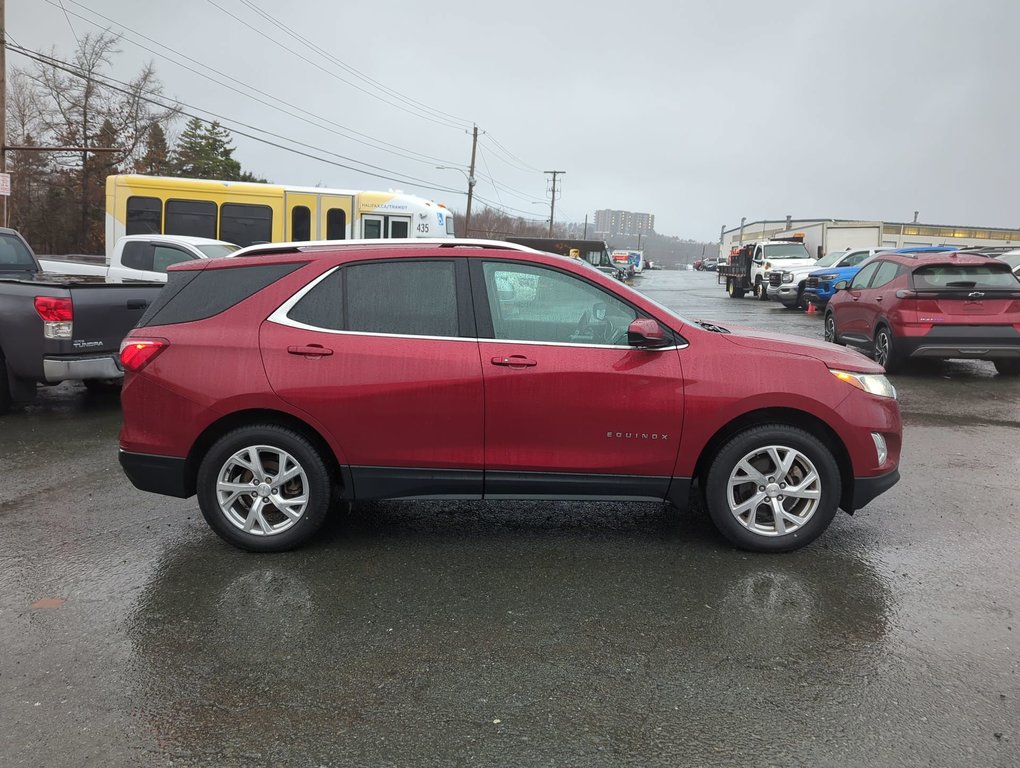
10, 0, 1020, 240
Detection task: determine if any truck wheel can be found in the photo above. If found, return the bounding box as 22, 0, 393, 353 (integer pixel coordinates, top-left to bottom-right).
727, 279, 745, 299
196, 425, 333, 552
704, 425, 841, 553
755, 278, 769, 301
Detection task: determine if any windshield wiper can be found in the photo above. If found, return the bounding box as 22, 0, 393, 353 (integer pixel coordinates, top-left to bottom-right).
695, 320, 730, 334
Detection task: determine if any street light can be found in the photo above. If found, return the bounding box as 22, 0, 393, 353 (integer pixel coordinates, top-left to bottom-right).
436, 166, 475, 236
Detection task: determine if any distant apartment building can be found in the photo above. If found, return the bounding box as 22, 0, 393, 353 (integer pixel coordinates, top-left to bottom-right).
594, 209, 655, 237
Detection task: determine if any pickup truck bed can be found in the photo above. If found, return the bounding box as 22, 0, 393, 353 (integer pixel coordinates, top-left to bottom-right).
0, 229, 164, 411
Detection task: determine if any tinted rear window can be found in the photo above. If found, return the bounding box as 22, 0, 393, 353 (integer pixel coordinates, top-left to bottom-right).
912, 264, 1020, 291
346, 261, 457, 336
137, 262, 306, 327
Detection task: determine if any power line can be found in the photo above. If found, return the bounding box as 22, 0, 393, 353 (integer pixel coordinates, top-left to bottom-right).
236, 0, 472, 129
482, 134, 543, 173
43, 0, 465, 168
202, 0, 467, 130
8, 43, 465, 196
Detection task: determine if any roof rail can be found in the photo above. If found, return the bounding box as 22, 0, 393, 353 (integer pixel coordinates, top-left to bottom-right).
229, 237, 540, 258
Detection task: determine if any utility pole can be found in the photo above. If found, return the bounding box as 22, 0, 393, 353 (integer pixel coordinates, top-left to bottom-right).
464, 124, 478, 237
1, 0, 7, 226
544, 170, 564, 237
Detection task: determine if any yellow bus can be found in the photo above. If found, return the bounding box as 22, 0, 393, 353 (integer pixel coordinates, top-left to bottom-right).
105, 174, 455, 259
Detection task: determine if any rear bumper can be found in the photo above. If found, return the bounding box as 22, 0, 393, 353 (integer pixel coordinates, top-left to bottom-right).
119, 450, 192, 498
43, 354, 122, 383
899, 326, 1020, 360
849, 468, 900, 512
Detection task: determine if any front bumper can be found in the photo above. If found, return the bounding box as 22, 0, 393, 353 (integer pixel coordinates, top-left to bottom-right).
849, 468, 900, 512
119, 450, 193, 498
43, 355, 122, 384
803, 288, 834, 306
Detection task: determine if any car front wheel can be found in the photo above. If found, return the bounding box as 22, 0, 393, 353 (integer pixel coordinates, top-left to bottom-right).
704, 425, 842, 553
196, 425, 333, 552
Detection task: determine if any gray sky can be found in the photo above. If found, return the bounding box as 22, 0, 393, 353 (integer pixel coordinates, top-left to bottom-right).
10, 0, 1020, 240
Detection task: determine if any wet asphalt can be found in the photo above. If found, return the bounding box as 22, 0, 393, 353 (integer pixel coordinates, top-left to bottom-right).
1, 269, 1017, 767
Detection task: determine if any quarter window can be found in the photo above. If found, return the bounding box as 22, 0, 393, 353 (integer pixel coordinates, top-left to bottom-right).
126, 196, 162, 235
165, 199, 217, 239
219, 203, 272, 247
288, 269, 344, 331
482, 262, 637, 345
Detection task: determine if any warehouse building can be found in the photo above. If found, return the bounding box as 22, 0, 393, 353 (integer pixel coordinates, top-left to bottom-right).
719, 217, 1020, 260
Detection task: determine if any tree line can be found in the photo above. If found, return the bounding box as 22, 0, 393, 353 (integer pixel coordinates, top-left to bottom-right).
6, 32, 264, 255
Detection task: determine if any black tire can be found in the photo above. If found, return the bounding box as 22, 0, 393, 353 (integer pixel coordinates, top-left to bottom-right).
755, 278, 769, 301
994, 359, 1020, 376
704, 425, 842, 553
873, 324, 903, 373
823, 311, 839, 344
83, 378, 122, 393
0, 353, 11, 414
727, 278, 745, 299
196, 425, 333, 552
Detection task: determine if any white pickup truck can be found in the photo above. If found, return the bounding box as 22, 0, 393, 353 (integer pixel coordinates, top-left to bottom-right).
39, 235, 239, 282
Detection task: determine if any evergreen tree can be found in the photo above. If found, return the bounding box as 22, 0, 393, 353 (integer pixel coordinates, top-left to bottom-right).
170, 118, 242, 180
136, 124, 171, 176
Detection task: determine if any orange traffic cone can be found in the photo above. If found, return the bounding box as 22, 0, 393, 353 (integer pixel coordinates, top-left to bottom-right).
805, 301, 817, 315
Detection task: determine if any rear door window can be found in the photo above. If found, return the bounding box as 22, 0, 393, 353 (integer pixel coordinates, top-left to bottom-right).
152, 245, 197, 273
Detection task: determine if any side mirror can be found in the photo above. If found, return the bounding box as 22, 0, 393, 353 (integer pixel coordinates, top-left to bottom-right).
627, 318, 670, 349
833, 280, 848, 291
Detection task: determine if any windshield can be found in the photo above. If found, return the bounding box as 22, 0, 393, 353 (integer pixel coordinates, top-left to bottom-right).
0, 233, 37, 270
197, 243, 241, 259
815, 250, 850, 267
764, 243, 811, 259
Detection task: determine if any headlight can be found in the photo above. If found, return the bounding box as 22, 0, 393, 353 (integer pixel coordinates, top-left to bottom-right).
816, 273, 839, 281
782, 273, 794, 283
830, 369, 897, 399
764, 262, 772, 270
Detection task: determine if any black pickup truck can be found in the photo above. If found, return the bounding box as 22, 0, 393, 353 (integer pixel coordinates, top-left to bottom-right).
0, 227, 163, 412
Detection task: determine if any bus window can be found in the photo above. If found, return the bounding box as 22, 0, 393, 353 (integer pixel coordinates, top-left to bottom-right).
126, 196, 162, 235
220, 203, 273, 247
363, 217, 382, 239
166, 199, 217, 239
390, 219, 410, 238
326, 208, 347, 240
291, 206, 311, 241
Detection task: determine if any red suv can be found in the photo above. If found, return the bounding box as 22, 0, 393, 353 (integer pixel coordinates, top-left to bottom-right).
823, 251, 1020, 374
119, 240, 902, 553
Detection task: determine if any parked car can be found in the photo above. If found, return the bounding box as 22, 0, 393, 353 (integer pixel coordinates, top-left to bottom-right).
804, 246, 956, 309
0, 227, 164, 412
39, 235, 240, 283
119, 239, 902, 554
770, 248, 881, 309
824, 250, 1020, 374
998, 249, 1020, 277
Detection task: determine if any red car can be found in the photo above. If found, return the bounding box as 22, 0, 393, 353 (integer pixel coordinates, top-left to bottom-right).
823, 251, 1020, 374
119, 240, 901, 553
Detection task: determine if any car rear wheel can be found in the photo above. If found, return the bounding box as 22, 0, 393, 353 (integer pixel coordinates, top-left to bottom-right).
873, 325, 903, 373
994, 359, 1020, 376
196, 425, 333, 552
727, 278, 745, 299
704, 425, 841, 553
823, 311, 839, 344
755, 278, 768, 301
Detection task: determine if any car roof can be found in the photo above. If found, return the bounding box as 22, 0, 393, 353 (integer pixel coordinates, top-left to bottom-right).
229, 237, 540, 259
877, 251, 1005, 267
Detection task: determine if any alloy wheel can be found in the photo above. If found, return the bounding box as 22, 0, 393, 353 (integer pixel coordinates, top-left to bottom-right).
824, 313, 836, 343
725, 445, 822, 537
215, 445, 309, 536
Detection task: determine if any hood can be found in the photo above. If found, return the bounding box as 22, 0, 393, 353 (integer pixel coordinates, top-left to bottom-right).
774, 262, 823, 278
809, 264, 857, 278
711, 323, 885, 373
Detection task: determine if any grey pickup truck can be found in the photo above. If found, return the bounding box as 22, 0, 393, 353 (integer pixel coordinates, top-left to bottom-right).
0, 227, 163, 412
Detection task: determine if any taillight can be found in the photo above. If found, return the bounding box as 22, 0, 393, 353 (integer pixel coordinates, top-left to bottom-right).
119, 339, 168, 373
34, 296, 73, 339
